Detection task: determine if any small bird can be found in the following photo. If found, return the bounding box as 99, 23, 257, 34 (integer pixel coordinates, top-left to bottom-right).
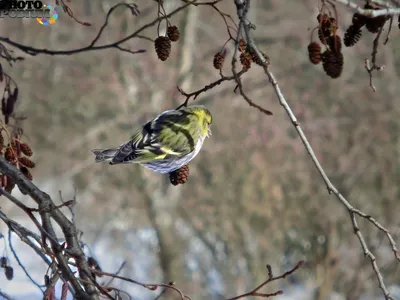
91, 105, 212, 174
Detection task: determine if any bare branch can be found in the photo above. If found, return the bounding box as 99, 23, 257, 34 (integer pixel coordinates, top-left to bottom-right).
235, 0, 399, 299
226, 260, 304, 300
332, 0, 400, 16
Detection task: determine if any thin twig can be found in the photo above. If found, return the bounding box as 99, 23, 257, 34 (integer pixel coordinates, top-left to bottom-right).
226, 260, 304, 300
8, 229, 45, 293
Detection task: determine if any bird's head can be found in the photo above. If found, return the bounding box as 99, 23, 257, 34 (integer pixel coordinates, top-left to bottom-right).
186, 105, 212, 138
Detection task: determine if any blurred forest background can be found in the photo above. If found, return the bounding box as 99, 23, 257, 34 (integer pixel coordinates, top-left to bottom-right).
0, 0, 400, 299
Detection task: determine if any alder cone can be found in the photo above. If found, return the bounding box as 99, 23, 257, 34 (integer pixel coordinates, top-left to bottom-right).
154, 36, 171, 61
19, 156, 35, 168
4, 147, 15, 163
238, 39, 246, 52
344, 24, 362, 47
247, 47, 270, 66
169, 165, 189, 186
213, 52, 225, 70
20, 142, 33, 156
167, 26, 180, 42
322, 50, 344, 79
240, 52, 252, 70
307, 42, 321, 65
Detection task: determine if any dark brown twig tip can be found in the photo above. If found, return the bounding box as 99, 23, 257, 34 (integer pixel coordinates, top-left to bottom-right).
266, 264, 273, 278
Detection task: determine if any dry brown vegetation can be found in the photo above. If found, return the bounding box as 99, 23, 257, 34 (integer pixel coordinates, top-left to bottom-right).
0, 0, 399, 299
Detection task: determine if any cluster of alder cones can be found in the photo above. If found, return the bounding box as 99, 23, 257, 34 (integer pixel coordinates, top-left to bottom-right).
213, 39, 270, 71
0, 132, 34, 193
308, 6, 394, 78
308, 14, 343, 78
1, 256, 13, 281
154, 25, 180, 61
169, 164, 189, 186
344, 3, 390, 47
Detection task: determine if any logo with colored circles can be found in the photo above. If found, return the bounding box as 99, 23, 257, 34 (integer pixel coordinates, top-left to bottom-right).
36, 2, 58, 26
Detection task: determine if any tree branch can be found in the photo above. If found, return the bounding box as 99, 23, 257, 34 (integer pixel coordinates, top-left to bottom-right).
235, 0, 399, 299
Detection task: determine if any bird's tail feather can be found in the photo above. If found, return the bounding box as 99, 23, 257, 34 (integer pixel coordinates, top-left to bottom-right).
91, 147, 120, 163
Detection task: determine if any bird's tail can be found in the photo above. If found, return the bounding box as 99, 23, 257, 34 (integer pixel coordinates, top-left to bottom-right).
91, 147, 120, 163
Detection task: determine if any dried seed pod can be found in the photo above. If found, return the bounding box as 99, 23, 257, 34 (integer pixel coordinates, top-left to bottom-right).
20, 166, 33, 181
213, 52, 226, 70
5, 175, 15, 192
322, 50, 344, 78
344, 24, 362, 47
169, 165, 189, 186
307, 42, 321, 65
20, 142, 33, 157
328, 35, 342, 53
154, 36, 171, 61
238, 39, 246, 52
248, 47, 270, 66
5, 266, 13, 280
19, 157, 35, 168
4, 147, 16, 163
167, 25, 180, 42
0, 256, 7, 268
240, 52, 252, 70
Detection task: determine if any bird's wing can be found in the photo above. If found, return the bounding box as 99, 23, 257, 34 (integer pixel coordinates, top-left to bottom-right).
110, 110, 200, 165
